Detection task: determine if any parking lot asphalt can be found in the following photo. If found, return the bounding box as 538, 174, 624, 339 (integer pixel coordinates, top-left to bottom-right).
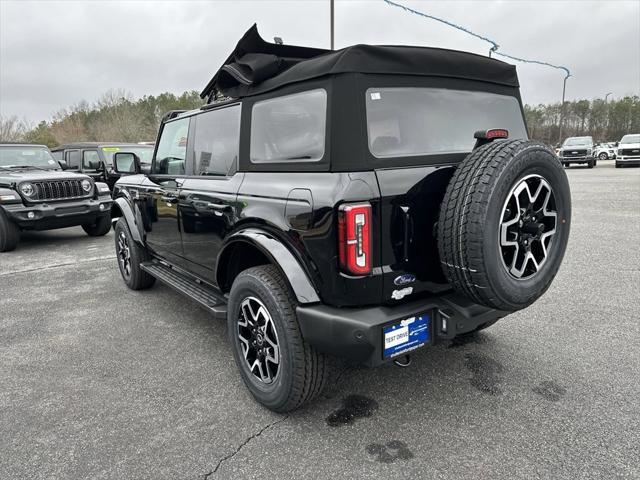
1, 160, 638, 480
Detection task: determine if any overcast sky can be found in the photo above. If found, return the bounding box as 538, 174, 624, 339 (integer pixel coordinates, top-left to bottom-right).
1, 0, 639, 123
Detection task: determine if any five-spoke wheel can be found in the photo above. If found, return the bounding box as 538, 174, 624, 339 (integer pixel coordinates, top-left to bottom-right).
237, 296, 281, 384
500, 174, 557, 279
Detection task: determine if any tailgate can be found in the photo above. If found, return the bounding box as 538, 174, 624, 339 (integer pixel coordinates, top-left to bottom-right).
375, 165, 456, 303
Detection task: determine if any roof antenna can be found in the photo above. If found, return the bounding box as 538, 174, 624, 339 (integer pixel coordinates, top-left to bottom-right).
274, 37, 283, 45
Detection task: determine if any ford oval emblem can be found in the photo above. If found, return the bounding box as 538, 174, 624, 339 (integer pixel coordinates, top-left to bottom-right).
394, 274, 416, 286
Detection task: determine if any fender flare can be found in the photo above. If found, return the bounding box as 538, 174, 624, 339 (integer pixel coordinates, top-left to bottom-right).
216, 228, 320, 304
113, 197, 144, 244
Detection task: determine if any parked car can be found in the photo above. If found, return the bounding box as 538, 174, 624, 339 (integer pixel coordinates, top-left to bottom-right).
110, 25, 571, 412
593, 143, 617, 160
51, 142, 154, 190
615, 134, 640, 168
558, 136, 595, 168
0, 143, 112, 252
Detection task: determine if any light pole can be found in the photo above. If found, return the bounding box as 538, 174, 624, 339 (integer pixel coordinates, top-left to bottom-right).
604, 92, 612, 140
557, 74, 570, 145
330, 0, 334, 50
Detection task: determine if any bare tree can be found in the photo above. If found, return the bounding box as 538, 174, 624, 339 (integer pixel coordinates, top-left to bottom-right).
0, 116, 30, 142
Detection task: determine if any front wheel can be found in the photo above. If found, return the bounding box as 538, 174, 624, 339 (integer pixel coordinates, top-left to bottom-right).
587, 160, 595, 169
0, 209, 20, 252
114, 218, 155, 290
227, 265, 329, 412
82, 215, 111, 236
598, 152, 608, 160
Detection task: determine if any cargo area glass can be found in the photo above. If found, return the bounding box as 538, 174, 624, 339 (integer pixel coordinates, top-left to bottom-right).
365, 87, 528, 158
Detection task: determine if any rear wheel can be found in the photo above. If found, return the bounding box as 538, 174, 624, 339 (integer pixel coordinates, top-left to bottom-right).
114, 217, 155, 290
598, 152, 608, 160
438, 139, 571, 311
228, 265, 329, 412
0, 209, 20, 252
82, 215, 111, 236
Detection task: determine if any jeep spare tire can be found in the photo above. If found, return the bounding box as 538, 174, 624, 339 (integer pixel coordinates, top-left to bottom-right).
437, 139, 571, 311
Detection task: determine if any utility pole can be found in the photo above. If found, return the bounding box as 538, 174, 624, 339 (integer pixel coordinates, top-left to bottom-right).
557, 74, 569, 145
330, 0, 334, 50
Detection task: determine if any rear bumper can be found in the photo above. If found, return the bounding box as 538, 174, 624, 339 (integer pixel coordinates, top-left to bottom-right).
2, 197, 112, 230
297, 293, 508, 367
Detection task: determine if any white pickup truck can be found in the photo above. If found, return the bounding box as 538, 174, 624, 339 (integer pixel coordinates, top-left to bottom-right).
616, 134, 640, 168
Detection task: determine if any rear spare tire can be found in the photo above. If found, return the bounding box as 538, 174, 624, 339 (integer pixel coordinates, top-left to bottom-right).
438, 139, 571, 311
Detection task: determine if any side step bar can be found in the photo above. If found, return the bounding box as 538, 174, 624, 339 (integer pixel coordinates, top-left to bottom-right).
140, 261, 227, 320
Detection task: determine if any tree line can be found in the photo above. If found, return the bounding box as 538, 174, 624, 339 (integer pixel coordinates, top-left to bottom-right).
1, 90, 639, 147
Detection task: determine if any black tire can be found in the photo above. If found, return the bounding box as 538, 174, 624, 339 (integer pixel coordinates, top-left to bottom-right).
228, 265, 329, 412
437, 139, 571, 311
82, 214, 111, 236
114, 217, 155, 290
0, 209, 20, 252
587, 160, 595, 169
598, 152, 608, 160
615, 163, 622, 168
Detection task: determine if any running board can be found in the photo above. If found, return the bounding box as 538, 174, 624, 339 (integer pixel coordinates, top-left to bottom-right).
140, 261, 227, 319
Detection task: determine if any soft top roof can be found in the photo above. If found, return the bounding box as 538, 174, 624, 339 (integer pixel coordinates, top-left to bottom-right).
201, 24, 519, 101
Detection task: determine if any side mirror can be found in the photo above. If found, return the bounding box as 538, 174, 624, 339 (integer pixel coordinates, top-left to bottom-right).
113, 152, 141, 174
58, 160, 68, 170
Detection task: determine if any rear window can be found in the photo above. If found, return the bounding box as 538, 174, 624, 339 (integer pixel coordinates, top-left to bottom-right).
250, 89, 327, 163
365, 87, 527, 158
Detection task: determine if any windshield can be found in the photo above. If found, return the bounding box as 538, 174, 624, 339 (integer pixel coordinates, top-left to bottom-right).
563, 137, 592, 146
0, 145, 58, 169
365, 88, 527, 158
620, 134, 640, 144
101, 146, 154, 165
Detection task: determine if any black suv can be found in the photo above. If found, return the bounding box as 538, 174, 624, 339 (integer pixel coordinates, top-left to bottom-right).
0, 143, 113, 252
111, 26, 571, 412
51, 142, 154, 190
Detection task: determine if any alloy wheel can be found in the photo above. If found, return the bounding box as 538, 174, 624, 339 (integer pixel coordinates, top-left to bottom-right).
237, 296, 280, 384
499, 174, 558, 279
117, 231, 132, 278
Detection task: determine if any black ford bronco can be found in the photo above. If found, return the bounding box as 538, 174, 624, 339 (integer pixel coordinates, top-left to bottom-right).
111, 26, 571, 412
0, 143, 113, 252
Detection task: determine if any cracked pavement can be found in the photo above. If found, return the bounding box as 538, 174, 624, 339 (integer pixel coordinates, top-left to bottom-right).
1, 160, 638, 479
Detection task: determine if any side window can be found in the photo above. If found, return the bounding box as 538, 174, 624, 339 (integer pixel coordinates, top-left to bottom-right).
193, 105, 241, 176
65, 150, 81, 169
250, 89, 327, 163
82, 150, 101, 170
51, 150, 63, 161
153, 117, 189, 175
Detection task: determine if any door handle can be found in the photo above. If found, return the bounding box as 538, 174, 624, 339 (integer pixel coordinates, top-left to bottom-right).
205, 202, 231, 211
161, 194, 177, 203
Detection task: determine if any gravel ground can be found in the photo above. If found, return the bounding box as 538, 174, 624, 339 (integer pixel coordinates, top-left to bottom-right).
1, 160, 638, 479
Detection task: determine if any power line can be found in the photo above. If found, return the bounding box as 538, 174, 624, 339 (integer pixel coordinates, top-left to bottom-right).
382, 0, 571, 79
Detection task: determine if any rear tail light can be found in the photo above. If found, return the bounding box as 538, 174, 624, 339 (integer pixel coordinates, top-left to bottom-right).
338, 203, 372, 275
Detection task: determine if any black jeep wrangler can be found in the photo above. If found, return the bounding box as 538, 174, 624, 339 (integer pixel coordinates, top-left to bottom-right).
51, 142, 154, 190
111, 26, 571, 412
0, 143, 113, 252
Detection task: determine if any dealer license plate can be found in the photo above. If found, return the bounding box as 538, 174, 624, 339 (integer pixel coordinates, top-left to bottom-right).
383, 313, 430, 359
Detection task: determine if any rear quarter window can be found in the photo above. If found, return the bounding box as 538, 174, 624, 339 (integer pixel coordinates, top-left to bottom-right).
250, 89, 327, 163
365, 87, 527, 158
